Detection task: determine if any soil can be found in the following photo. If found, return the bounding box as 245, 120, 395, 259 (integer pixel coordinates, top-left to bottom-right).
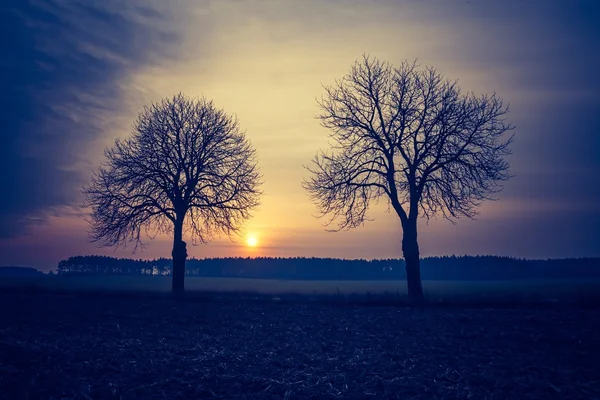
0, 291, 599, 399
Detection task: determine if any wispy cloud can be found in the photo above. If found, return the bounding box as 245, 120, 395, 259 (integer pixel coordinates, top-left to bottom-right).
0, 0, 181, 236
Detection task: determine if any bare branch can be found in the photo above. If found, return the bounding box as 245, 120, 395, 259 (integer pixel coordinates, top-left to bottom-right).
83, 93, 262, 249
305, 56, 513, 228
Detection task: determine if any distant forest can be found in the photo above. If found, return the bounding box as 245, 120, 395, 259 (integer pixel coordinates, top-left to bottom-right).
56, 256, 600, 281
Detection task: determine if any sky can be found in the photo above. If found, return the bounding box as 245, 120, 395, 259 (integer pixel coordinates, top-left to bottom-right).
1, 0, 599, 271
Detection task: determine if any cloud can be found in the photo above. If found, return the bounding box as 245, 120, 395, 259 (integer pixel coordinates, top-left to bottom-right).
1, 0, 599, 267
0, 0, 180, 236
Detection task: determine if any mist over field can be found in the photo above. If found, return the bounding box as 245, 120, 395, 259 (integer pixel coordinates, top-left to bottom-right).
3, 256, 600, 305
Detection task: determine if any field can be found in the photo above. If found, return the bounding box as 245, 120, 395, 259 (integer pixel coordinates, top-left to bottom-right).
3, 275, 600, 303
1, 283, 600, 399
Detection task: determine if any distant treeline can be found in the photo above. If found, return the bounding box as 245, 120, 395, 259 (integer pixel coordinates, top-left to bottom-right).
0, 266, 45, 278
56, 255, 600, 281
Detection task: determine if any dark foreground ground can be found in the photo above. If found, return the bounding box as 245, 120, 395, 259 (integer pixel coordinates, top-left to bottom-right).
1, 291, 599, 400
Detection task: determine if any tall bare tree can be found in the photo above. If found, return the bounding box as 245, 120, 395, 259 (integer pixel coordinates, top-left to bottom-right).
84, 94, 261, 293
304, 56, 513, 300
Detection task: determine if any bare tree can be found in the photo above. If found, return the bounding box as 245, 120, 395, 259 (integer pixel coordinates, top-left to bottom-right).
304, 56, 513, 300
83, 93, 261, 293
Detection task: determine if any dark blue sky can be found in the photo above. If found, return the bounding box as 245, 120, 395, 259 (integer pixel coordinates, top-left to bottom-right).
0, 0, 179, 236
1, 0, 599, 270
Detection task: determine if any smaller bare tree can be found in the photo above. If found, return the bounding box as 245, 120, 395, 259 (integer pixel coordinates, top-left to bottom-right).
304, 56, 513, 300
83, 94, 261, 293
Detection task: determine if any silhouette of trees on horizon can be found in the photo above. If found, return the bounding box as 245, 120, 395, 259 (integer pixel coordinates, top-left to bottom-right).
55, 255, 600, 281
304, 56, 514, 300
83, 94, 261, 293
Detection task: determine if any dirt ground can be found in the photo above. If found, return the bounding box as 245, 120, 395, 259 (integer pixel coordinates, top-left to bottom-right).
0, 291, 599, 400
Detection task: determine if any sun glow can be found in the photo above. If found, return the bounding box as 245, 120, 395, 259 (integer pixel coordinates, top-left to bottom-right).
246, 234, 259, 247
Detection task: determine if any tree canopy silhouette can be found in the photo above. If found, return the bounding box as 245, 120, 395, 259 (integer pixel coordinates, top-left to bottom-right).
304, 56, 513, 300
83, 93, 261, 293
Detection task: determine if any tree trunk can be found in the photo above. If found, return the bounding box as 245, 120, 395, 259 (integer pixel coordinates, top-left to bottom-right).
171, 219, 187, 294
402, 218, 424, 301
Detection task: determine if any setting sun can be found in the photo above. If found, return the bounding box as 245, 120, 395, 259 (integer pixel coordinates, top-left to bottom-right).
246, 235, 258, 247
